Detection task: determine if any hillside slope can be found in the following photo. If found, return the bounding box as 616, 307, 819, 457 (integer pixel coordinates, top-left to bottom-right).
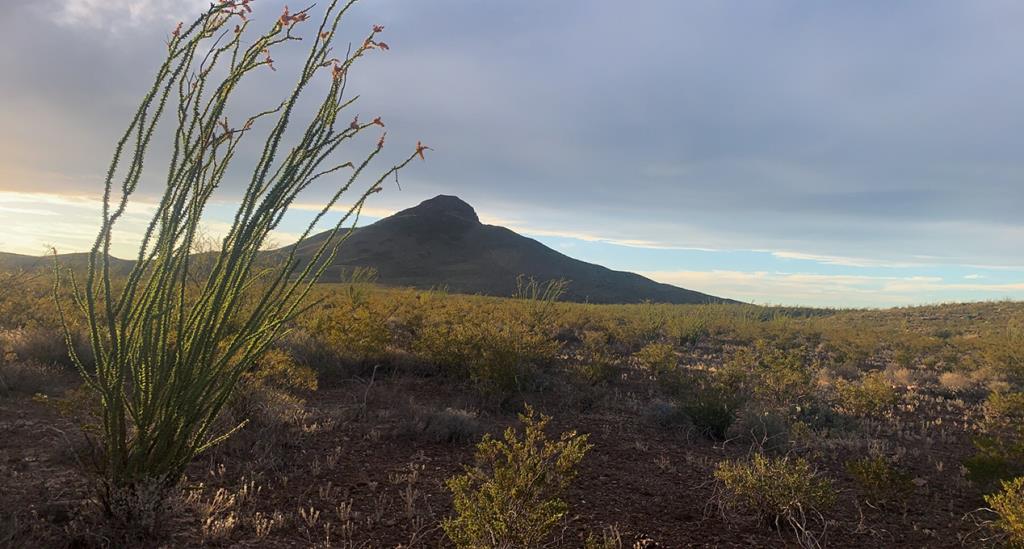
291, 195, 729, 304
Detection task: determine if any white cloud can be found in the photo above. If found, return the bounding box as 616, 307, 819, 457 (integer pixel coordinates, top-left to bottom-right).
0, 191, 320, 257
478, 214, 720, 251
53, 0, 208, 29
288, 201, 397, 222
768, 250, 918, 268
638, 270, 1024, 308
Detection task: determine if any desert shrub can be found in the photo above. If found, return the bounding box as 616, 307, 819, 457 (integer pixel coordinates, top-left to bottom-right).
884, 366, 917, 389
642, 399, 691, 431
938, 371, 976, 394
584, 525, 624, 549
606, 302, 666, 352
443, 405, 593, 548
682, 384, 741, 441
985, 476, 1024, 547
845, 455, 913, 508
661, 353, 761, 440
966, 391, 1024, 486
671, 342, 816, 441
472, 319, 560, 397
714, 454, 835, 545
304, 276, 400, 373
403, 406, 485, 444
635, 342, 676, 377
981, 316, 1024, 386
513, 275, 569, 329
731, 407, 791, 453
242, 348, 318, 393
310, 304, 392, 372
718, 342, 817, 417
0, 327, 92, 369
666, 310, 708, 347
747, 344, 817, 412
834, 371, 897, 417
54, 1, 425, 528
574, 332, 618, 385
0, 360, 57, 397
208, 349, 321, 471
415, 304, 560, 399
413, 313, 477, 371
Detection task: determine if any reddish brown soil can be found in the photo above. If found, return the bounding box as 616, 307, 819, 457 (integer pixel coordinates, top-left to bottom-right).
0, 370, 994, 548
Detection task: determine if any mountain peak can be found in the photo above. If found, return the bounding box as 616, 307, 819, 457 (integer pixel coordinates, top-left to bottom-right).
291, 194, 730, 304
396, 195, 479, 224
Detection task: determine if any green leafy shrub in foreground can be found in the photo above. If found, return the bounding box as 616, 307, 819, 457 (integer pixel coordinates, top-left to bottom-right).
443, 405, 593, 548
985, 476, 1024, 547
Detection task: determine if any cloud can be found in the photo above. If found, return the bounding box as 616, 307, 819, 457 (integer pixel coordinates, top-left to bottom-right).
0, 192, 330, 258
638, 270, 1024, 308
5, 1, 1024, 306
52, 0, 208, 29
769, 251, 918, 269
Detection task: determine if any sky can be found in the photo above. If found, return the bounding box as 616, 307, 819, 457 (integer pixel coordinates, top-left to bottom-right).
2, 0, 1024, 307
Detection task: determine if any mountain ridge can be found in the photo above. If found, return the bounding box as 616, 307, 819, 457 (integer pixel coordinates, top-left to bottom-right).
288, 195, 731, 304
0, 195, 733, 304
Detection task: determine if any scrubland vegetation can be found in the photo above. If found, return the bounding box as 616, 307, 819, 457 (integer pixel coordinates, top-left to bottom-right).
3, 270, 1024, 547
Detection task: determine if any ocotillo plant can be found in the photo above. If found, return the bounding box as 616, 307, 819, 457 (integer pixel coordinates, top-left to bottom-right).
53, 0, 427, 525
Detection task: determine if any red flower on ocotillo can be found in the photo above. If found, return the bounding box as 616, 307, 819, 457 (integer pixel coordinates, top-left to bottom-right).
415, 141, 432, 160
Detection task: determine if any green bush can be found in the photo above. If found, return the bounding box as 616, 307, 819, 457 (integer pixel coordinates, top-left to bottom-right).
714, 342, 817, 419
747, 343, 817, 413
683, 387, 741, 441
635, 342, 676, 377
981, 315, 1024, 386
834, 371, 898, 417
985, 476, 1024, 547
414, 303, 560, 398
575, 330, 618, 385
643, 399, 691, 431
667, 311, 708, 347
443, 405, 593, 548
730, 407, 791, 453
845, 455, 913, 508
311, 295, 394, 369
714, 454, 835, 542
966, 391, 1024, 486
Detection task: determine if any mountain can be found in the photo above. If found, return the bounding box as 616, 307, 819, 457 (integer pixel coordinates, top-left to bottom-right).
0, 251, 134, 275
289, 195, 730, 304
1, 195, 732, 304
